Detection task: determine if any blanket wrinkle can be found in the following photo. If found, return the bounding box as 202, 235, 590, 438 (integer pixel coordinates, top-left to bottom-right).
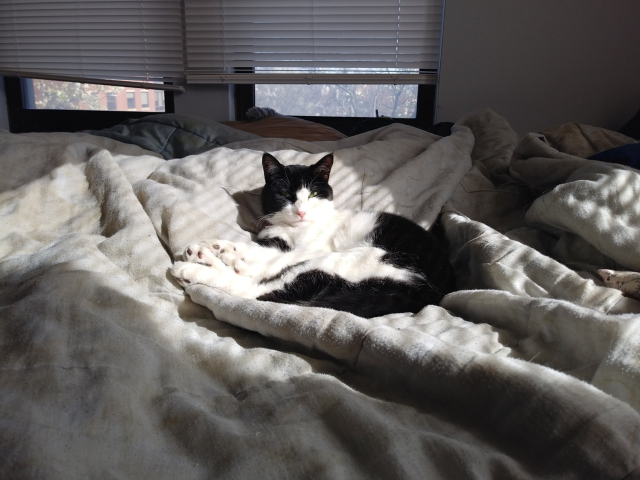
191, 281, 640, 476
540, 122, 637, 159
457, 182, 525, 196
4, 113, 640, 479
443, 210, 639, 313
356, 327, 640, 478
526, 164, 640, 272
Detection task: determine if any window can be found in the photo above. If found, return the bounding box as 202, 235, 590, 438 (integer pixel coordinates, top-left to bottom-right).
184, 1, 442, 79
5, 77, 174, 133
240, 82, 435, 135
0, 1, 184, 88
0, 0, 182, 132
186, 0, 443, 130
126, 92, 136, 110
106, 93, 117, 111
2, 1, 442, 133
23, 79, 166, 113
255, 68, 421, 118
256, 84, 419, 118
141, 91, 149, 109
155, 91, 165, 111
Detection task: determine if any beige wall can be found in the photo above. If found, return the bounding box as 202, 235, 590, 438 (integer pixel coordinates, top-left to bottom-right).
173, 84, 233, 122
436, 0, 640, 136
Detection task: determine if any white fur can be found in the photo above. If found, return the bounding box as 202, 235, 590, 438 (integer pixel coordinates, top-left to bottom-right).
172, 188, 422, 298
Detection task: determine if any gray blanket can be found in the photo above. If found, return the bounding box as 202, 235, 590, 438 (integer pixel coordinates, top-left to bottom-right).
1, 111, 639, 479
83, 113, 260, 159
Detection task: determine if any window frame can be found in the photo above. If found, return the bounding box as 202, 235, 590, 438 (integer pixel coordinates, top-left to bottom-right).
5, 76, 175, 133
234, 79, 435, 136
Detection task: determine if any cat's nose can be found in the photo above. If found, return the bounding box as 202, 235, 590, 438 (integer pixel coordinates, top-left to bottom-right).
297, 211, 306, 219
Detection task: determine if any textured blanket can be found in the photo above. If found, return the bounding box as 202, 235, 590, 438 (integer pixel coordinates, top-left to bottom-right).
83, 113, 260, 159
1, 111, 639, 479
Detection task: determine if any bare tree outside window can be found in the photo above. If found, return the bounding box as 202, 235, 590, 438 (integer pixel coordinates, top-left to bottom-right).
255, 68, 420, 118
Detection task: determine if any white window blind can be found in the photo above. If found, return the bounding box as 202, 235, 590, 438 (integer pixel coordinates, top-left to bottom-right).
185, 0, 443, 85
0, 0, 185, 91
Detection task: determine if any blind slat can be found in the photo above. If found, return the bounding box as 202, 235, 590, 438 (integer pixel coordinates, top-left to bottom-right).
184, 0, 443, 81
187, 72, 437, 85
0, 0, 443, 87
0, 0, 185, 87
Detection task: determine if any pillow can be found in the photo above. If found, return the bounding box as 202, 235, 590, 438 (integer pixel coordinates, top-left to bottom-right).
224, 116, 347, 142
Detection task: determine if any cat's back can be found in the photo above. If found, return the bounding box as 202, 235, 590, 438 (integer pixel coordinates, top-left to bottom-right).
370, 211, 456, 293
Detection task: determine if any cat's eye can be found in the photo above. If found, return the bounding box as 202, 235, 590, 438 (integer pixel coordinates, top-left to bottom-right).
281, 191, 291, 199
309, 192, 318, 198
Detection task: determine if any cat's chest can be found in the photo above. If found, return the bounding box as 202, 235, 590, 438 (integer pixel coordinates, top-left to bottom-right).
270, 210, 380, 252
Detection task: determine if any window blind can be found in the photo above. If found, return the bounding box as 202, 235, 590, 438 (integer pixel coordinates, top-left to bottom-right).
185, 0, 443, 84
0, 0, 185, 91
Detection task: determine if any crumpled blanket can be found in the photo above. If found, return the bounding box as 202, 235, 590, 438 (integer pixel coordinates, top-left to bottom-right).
1, 110, 639, 480
83, 113, 260, 159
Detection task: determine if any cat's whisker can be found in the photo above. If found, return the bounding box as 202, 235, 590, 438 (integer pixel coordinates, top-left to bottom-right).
253, 213, 274, 230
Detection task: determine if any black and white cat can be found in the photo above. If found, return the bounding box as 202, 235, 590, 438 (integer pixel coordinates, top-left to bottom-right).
171, 153, 456, 318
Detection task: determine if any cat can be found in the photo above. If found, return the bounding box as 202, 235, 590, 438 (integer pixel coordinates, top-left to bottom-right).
171, 152, 456, 318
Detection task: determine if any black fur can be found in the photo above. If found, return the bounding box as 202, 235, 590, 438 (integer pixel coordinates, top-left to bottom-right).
261, 153, 334, 217
257, 236, 291, 252
370, 212, 456, 298
259, 262, 308, 285
257, 270, 446, 319
257, 153, 456, 318
257, 213, 455, 318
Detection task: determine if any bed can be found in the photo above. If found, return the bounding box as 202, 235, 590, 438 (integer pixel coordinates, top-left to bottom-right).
1, 109, 639, 479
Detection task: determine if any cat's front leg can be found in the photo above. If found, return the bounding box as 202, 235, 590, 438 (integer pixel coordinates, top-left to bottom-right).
183, 239, 280, 279
171, 259, 262, 298
183, 239, 254, 276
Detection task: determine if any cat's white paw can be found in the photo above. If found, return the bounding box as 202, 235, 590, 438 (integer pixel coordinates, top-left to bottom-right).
171, 261, 217, 287
172, 259, 259, 298
183, 242, 216, 266
184, 239, 251, 276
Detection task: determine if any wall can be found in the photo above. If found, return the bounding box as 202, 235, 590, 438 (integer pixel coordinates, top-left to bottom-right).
173, 84, 233, 122
437, 0, 640, 136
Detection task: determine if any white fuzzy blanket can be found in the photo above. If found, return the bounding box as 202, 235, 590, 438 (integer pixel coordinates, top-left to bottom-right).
1, 111, 639, 479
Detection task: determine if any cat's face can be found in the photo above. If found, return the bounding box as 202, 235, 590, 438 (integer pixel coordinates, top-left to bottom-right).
261, 153, 334, 227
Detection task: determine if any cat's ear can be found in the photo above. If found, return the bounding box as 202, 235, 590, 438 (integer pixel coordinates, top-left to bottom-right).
311, 153, 333, 182
262, 153, 285, 182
